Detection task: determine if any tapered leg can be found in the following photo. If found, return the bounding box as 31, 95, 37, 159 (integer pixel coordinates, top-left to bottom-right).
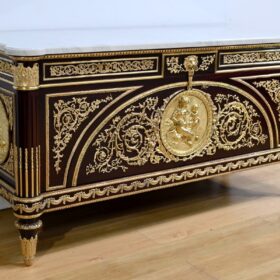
15, 219, 42, 266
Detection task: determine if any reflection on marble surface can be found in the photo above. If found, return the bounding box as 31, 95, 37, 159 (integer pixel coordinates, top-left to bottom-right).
1, 23, 280, 56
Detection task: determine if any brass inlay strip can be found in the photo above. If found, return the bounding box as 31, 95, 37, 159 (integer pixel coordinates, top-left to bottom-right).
36, 147, 39, 196
38, 146, 41, 195
15, 146, 18, 195
219, 49, 280, 67
24, 148, 28, 197
16, 146, 41, 198
19, 148, 23, 197
31, 148, 34, 197
43, 57, 159, 81
4, 45, 280, 89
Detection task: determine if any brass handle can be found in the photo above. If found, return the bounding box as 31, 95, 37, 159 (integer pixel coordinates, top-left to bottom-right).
183, 55, 198, 90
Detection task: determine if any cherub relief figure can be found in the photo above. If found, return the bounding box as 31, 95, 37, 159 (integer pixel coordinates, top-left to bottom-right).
168, 95, 200, 147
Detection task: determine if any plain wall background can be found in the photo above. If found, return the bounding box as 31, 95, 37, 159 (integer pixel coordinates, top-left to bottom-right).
0, 0, 279, 32
0, 0, 279, 209
0, 0, 228, 30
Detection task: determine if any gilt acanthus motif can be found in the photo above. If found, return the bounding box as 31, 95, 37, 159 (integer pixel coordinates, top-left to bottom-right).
86, 90, 267, 175
0, 94, 14, 175
253, 79, 280, 121
49, 59, 156, 77
213, 94, 267, 150
166, 55, 215, 74
53, 95, 113, 174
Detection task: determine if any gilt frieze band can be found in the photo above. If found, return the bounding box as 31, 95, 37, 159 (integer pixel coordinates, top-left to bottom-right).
218, 49, 280, 71
43, 57, 160, 81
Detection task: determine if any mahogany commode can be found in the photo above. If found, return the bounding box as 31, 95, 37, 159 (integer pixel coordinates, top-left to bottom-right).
0, 27, 280, 265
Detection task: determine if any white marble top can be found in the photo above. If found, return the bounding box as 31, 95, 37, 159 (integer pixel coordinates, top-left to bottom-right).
1, 24, 280, 56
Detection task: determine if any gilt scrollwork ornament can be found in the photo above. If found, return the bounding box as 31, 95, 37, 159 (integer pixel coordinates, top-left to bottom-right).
86, 97, 172, 174
0, 94, 14, 175
86, 89, 267, 175
222, 51, 280, 65
85, 54, 266, 175
166, 55, 215, 74
212, 94, 267, 150
49, 59, 156, 77
53, 95, 113, 173
0, 99, 9, 164
253, 79, 280, 121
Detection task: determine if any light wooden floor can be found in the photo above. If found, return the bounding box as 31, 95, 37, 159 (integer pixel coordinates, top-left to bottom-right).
0, 165, 280, 280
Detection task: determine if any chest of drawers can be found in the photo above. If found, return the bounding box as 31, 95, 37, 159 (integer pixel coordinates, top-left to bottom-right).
1, 28, 280, 265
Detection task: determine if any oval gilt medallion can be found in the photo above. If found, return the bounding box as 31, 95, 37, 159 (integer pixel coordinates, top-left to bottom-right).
160, 89, 214, 157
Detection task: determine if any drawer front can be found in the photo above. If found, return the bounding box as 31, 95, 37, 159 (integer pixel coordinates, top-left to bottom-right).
43, 47, 280, 194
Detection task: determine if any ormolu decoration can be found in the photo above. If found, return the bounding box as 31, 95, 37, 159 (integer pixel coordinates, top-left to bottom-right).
85, 90, 267, 175
13, 149, 280, 216
0, 93, 14, 175
161, 89, 213, 157
0, 42, 279, 267
15, 147, 41, 198
15, 219, 43, 231
0, 59, 14, 75
253, 79, 280, 121
162, 55, 214, 156
1, 145, 14, 175
0, 99, 10, 164
166, 54, 215, 74
212, 94, 267, 150
19, 235, 38, 266
53, 95, 113, 173
48, 58, 157, 78
13, 63, 39, 90
222, 50, 280, 65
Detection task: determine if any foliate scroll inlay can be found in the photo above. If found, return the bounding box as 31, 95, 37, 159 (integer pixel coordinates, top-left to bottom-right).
0, 99, 10, 164
223, 51, 280, 65
213, 94, 267, 150
253, 79, 280, 121
86, 89, 267, 175
53, 95, 113, 173
166, 55, 215, 74
49, 58, 157, 78
0, 60, 14, 75
0, 94, 14, 175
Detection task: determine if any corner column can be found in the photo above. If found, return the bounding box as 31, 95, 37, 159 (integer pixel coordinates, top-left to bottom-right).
12, 61, 43, 266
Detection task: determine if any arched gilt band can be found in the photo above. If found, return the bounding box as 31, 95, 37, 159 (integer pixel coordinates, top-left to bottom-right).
70, 81, 274, 187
